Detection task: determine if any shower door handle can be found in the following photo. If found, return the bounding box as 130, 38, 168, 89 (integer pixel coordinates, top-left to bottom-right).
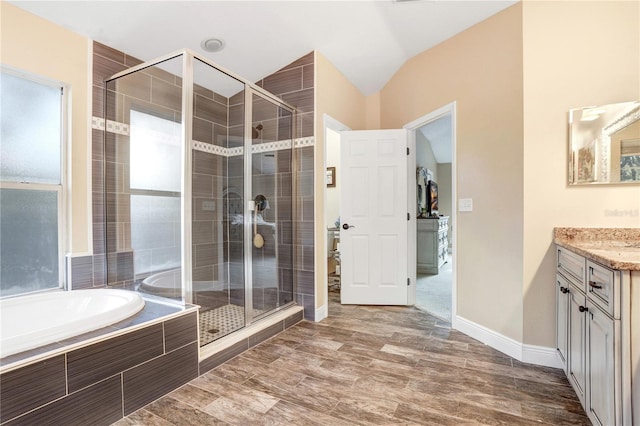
342, 223, 355, 230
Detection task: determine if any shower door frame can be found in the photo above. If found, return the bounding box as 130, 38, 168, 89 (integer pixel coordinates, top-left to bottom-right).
242, 88, 297, 325
105, 49, 298, 331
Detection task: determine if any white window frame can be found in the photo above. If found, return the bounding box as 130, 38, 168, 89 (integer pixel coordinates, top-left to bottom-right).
0, 66, 68, 295
128, 108, 182, 276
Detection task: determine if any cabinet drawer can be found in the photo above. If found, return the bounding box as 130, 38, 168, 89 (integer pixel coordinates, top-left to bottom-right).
587, 261, 619, 319
558, 247, 586, 289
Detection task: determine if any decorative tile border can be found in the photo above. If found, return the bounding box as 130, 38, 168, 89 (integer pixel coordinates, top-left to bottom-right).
228, 146, 244, 157
252, 140, 292, 154
192, 141, 229, 157
94, 117, 314, 157
192, 138, 314, 157
91, 117, 130, 136
294, 136, 314, 148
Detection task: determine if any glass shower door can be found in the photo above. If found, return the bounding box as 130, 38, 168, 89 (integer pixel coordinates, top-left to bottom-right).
191, 58, 247, 344
247, 92, 294, 321
104, 51, 297, 346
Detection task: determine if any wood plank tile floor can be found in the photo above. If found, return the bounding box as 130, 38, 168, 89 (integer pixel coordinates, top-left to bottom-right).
115, 291, 590, 425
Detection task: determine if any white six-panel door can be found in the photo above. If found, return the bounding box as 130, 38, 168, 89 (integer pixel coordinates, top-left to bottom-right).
339, 129, 408, 305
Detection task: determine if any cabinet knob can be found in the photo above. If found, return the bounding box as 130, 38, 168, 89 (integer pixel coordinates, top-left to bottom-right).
560, 287, 569, 294
579, 305, 588, 313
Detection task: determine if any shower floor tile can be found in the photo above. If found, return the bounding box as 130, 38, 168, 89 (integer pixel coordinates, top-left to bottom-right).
199, 305, 264, 346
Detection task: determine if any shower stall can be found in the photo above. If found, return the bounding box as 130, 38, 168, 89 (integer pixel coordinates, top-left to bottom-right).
104, 50, 297, 346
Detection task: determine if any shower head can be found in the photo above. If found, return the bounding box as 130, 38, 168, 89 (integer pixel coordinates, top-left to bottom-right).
251, 123, 264, 139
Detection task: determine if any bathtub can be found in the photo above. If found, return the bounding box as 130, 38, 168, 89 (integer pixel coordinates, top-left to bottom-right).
139, 268, 221, 298
0, 289, 145, 358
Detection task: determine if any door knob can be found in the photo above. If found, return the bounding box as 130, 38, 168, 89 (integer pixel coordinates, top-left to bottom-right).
342, 223, 355, 230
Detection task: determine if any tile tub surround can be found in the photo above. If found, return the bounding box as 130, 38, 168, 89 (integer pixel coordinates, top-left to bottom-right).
554, 227, 640, 270
0, 299, 303, 425
0, 301, 198, 426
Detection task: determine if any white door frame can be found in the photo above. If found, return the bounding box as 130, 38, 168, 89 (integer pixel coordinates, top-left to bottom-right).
403, 101, 457, 327
322, 114, 351, 320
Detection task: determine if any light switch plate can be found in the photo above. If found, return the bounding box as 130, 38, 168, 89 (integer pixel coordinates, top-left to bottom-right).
459, 198, 473, 212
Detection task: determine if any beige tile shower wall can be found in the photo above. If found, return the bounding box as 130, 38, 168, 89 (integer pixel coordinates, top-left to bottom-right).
93, 45, 315, 318
192, 150, 226, 286
258, 53, 315, 139
94, 43, 231, 287
257, 52, 317, 319
99, 46, 189, 287
92, 42, 137, 286
1, 3, 91, 254
192, 85, 229, 290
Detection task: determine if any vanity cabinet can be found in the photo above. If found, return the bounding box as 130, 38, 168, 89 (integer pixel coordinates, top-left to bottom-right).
555, 245, 636, 426
417, 216, 448, 274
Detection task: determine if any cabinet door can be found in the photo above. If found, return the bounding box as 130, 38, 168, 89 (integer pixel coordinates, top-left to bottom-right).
556, 274, 570, 373
587, 301, 619, 426
568, 285, 587, 405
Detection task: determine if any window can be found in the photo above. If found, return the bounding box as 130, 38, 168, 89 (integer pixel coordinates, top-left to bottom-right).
620, 138, 640, 182
128, 110, 182, 275
1, 69, 65, 297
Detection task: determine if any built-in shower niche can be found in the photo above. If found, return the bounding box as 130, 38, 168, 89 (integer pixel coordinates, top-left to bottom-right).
103, 50, 297, 347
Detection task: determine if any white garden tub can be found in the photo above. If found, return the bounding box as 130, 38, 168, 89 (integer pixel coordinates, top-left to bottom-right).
139, 269, 220, 298
0, 289, 145, 358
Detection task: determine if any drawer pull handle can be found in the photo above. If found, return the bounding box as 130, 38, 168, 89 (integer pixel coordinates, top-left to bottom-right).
560, 287, 569, 294
589, 281, 603, 290
579, 305, 588, 313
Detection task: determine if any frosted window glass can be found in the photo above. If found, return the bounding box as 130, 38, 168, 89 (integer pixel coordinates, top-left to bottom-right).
0, 189, 59, 297
1, 72, 61, 184
130, 195, 181, 274
129, 110, 181, 192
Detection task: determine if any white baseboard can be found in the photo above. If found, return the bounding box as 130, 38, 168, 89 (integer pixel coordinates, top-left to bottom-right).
454, 315, 562, 369
315, 304, 327, 322
522, 344, 563, 368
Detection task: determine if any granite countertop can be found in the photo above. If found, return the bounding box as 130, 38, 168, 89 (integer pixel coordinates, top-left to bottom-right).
554, 228, 640, 271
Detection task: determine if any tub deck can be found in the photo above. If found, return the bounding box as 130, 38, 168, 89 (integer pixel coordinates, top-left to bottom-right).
0, 294, 303, 426
0, 295, 195, 372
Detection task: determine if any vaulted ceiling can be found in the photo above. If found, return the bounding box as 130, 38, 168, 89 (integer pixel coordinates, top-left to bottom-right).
9, 0, 516, 96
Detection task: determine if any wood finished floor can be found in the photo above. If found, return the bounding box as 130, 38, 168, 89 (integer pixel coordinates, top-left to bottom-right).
114, 291, 590, 425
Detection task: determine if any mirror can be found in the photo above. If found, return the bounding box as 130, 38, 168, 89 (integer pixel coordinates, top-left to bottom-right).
569, 101, 640, 185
